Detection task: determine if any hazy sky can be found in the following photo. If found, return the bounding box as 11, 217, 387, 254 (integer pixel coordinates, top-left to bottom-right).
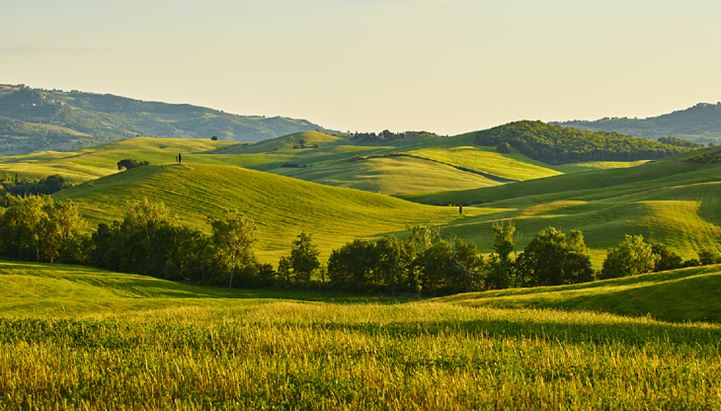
2, 0, 721, 134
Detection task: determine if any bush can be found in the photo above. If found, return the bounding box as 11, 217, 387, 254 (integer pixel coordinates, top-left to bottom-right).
698, 248, 721, 265
117, 159, 150, 170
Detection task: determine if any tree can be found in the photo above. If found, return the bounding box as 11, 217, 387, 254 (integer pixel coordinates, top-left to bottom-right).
651, 243, 683, 272
39, 201, 88, 263
518, 228, 594, 286
209, 210, 258, 288
373, 236, 413, 292
117, 159, 150, 170
601, 235, 658, 279
486, 221, 516, 289
496, 142, 512, 153
328, 240, 376, 290
0, 195, 53, 261
288, 232, 321, 286
698, 248, 721, 265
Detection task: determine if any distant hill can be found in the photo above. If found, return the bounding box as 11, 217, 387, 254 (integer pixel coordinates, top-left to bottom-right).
0, 84, 325, 155
556, 103, 721, 144
472, 121, 688, 164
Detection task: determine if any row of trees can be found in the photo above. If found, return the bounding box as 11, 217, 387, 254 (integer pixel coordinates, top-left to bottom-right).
0, 174, 70, 196
0, 194, 719, 294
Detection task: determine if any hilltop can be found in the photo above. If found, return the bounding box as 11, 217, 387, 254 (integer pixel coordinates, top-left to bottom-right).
55, 163, 482, 261
471, 121, 688, 164
557, 102, 721, 145
0, 85, 325, 155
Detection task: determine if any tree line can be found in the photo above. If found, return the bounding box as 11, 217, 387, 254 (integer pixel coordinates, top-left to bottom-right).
1, 194, 720, 295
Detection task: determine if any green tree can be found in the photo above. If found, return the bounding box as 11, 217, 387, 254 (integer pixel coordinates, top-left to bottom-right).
601, 235, 658, 279
698, 248, 721, 265
288, 232, 321, 286
209, 209, 258, 288
518, 227, 594, 286
486, 221, 516, 289
651, 243, 684, 272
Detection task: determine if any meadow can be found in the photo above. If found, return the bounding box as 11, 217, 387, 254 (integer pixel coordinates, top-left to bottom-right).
2, 260, 721, 409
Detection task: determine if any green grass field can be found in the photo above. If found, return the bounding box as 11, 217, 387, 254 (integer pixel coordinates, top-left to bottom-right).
409, 159, 721, 263
55, 163, 494, 262
2, 260, 721, 409
1, 133, 642, 196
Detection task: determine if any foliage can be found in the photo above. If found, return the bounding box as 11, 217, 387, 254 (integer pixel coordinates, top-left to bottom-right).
1, 174, 70, 195
601, 235, 658, 279
0, 195, 87, 263
517, 228, 595, 286
698, 248, 721, 265
474, 121, 687, 164
209, 209, 259, 288
652, 243, 684, 272
117, 159, 150, 170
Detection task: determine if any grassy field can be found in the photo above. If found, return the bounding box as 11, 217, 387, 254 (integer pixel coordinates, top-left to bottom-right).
0, 133, 643, 196
409, 159, 721, 263
55, 163, 493, 262
1, 260, 721, 409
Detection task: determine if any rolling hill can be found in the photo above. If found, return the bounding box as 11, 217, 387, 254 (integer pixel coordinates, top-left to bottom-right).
557, 102, 721, 145
437, 264, 721, 323
0, 85, 325, 155
55, 163, 490, 261
472, 121, 688, 164
408, 155, 721, 263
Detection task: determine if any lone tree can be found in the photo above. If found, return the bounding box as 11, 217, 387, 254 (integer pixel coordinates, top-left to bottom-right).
117, 159, 149, 170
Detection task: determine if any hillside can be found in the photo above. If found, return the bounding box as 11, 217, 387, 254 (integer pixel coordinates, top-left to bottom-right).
55, 163, 484, 261
409, 157, 721, 262
0, 85, 325, 155
437, 264, 721, 323
557, 102, 721, 145
472, 121, 688, 164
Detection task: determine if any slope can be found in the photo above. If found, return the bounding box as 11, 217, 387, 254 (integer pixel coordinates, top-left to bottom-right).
437, 264, 721, 323
0, 85, 325, 155
472, 121, 688, 164
55, 163, 485, 261
557, 102, 721, 144
409, 158, 721, 262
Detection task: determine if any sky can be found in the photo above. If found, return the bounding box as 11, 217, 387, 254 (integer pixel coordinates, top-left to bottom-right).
2, 0, 721, 135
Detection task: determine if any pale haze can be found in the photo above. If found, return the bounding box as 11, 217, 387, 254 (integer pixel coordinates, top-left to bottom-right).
2, 0, 721, 134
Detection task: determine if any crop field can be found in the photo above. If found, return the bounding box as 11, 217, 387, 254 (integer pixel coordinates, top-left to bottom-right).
1, 260, 720, 409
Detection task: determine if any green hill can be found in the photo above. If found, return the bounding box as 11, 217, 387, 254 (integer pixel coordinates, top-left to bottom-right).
0, 85, 325, 155
473, 121, 688, 164
55, 163, 484, 261
557, 102, 721, 145
409, 158, 721, 263
437, 264, 721, 323
214, 130, 345, 154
